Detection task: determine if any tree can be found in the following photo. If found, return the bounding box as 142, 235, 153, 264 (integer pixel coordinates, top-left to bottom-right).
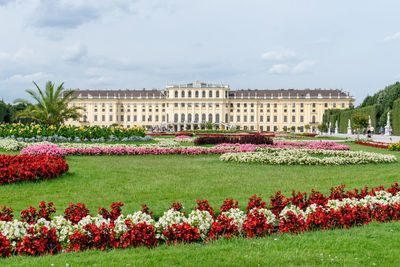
13, 81, 82, 125
351, 114, 369, 138
297, 126, 302, 132
291, 126, 296, 132
318, 122, 328, 133
205, 121, 214, 130
304, 124, 311, 132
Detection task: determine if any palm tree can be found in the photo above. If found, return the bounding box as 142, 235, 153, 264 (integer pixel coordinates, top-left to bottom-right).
13, 81, 82, 125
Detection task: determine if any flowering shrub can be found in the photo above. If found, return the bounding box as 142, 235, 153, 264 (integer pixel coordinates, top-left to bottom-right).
64, 203, 89, 224
163, 222, 200, 244
0, 154, 68, 184
20, 144, 65, 157
0, 206, 13, 222
0, 123, 145, 140
216, 141, 350, 151
2, 183, 400, 257
195, 199, 215, 218
388, 142, 400, 151
174, 135, 194, 143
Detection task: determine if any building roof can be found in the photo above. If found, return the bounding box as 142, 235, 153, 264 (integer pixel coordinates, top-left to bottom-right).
69, 89, 165, 99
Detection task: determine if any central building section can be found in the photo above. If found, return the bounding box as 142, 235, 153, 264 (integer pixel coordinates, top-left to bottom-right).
166, 80, 229, 131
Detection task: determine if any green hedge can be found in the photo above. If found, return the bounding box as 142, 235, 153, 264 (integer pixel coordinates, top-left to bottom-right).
323, 105, 381, 133
392, 99, 400, 135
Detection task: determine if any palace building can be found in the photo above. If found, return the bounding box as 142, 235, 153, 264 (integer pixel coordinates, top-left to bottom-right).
66, 80, 354, 132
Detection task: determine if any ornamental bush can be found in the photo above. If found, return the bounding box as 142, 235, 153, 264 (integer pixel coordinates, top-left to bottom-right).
0, 123, 146, 140
194, 135, 273, 145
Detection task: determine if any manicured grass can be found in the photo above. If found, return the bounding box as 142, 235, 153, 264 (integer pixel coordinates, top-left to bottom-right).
2, 222, 400, 266
0, 142, 399, 265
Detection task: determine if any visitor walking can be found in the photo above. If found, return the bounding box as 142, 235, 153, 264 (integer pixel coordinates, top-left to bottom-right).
380, 127, 384, 135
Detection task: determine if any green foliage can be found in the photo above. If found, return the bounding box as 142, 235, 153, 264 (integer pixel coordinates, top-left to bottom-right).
318, 122, 328, 132
204, 121, 214, 130
13, 81, 82, 125
0, 123, 146, 139
351, 114, 369, 130
392, 99, 400, 135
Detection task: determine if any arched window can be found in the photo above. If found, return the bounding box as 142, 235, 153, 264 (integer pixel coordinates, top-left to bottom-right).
312, 115, 316, 123
208, 114, 213, 122
174, 114, 178, 122
181, 91, 185, 98
202, 114, 206, 122
195, 114, 199, 122
188, 114, 192, 122
188, 91, 192, 98
174, 91, 178, 98
202, 91, 206, 98
225, 114, 228, 122
195, 91, 199, 98
83, 115, 87, 122
209, 90, 213, 98
181, 114, 185, 122
216, 91, 220, 98
215, 114, 220, 123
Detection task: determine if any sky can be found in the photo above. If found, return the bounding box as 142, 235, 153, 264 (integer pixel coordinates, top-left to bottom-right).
0, 0, 399, 105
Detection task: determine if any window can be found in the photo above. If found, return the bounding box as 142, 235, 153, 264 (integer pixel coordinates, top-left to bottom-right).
216, 103, 220, 107
300, 116, 304, 122
202, 91, 206, 98
292, 103, 295, 108
237, 109, 240, 113
300, 103, 304, 108
209, 90, 213, 98
175, 91, 178, 98
208, 114, 213, 122
127, 115, 131, 121
230, 115, 233, 122
237, 103, 240, 107
162, 103, 165, 107
181, 91, 185, 98
292, 116, 295, 122
250, 115, 254, 122
237, 115, 240, 122
244, 103, 247, 108
216, 91, 220, 98
250, 126, 254, 130
215, 114, 220, 123
162, 115, 165, 122
94, 115, 98, 121
274, 116, 277, 122
155, 115, 159, 122
195, 114, 199, 122
202, 114, 206, 122
260, 103, 263, 108
312, 115, 316, 123
244, 115, 247, 122
181, 103, 185, 107
109, 115, 113, 121
142, 115, 145, 122
274, 103, 277, 108
267, 126, 270, 131
121, 109, 124, 112
134, 115, 137, 121
251, 103, 254, 108
283, 103, 287, 108
208, 103, 212, 108
300, 109, 304, 113
102, 109, 105, 112
102, 115, 105, 121
120, 115, 124, 121
342, 103, 345, 108
260, 116, 263, 122
148, 115, 152, 122
244, 109, 247, 113
267, 103, 270, 108
187, 114, 192, 122
312, 103, 316, 108
267, 116, 270, 122
174, 114, 178, 122
284, 116, 287, 122
187, 103, 192, 107
251, 109, 254, 113
181, 114, 185, 122
188, 91, 192, 98
324, 103, 328, 108
174, 103, 178, 107
202, 103, 206, 107
195, 91, 199, 98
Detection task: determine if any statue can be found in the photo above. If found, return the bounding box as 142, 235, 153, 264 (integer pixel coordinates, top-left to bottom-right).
385, 112, 392, 136
368, 115, 371, 127
347, 119, 352, 135
334, 120, 339, 134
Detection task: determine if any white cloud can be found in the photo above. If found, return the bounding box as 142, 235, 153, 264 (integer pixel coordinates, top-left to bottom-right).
293, 60, 316, 73
88, 76, 112, 86
268, 64, 290, 74
0, 48, 36, 62
261, 49, 296, 61
6, 72, 50, 82
63, 43, 88, 63
383, 32, 400, 42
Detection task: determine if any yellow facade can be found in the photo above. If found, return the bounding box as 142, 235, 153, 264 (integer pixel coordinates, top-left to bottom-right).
67, 80, 354, 132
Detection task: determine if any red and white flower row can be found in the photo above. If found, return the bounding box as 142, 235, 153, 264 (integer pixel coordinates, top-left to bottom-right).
1, 182, 400, 257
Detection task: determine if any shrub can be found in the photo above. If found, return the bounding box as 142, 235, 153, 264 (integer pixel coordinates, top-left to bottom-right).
163, 223, 199, 244
64, 203, 90, 224
194, 135, 273, 145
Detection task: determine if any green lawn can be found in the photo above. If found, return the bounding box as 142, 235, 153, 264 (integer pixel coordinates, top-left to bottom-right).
1, 142, 400, 265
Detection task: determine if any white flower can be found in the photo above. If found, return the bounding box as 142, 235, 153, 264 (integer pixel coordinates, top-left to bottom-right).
187, 210, 214, 240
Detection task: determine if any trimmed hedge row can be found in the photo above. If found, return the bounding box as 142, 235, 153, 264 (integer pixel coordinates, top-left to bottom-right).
194, 135, 273, 145
392, 99, 400, 135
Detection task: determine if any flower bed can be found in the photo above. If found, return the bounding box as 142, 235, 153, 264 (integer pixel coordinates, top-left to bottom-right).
194, 135, 273, 145
216, 141, 350, 151
388, 143, 400, 151
0, 123, 146, 141
0, 154, 69, 184
220, 148, 397, 165
355, 140, 390, 149
1, 182, 400, 257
